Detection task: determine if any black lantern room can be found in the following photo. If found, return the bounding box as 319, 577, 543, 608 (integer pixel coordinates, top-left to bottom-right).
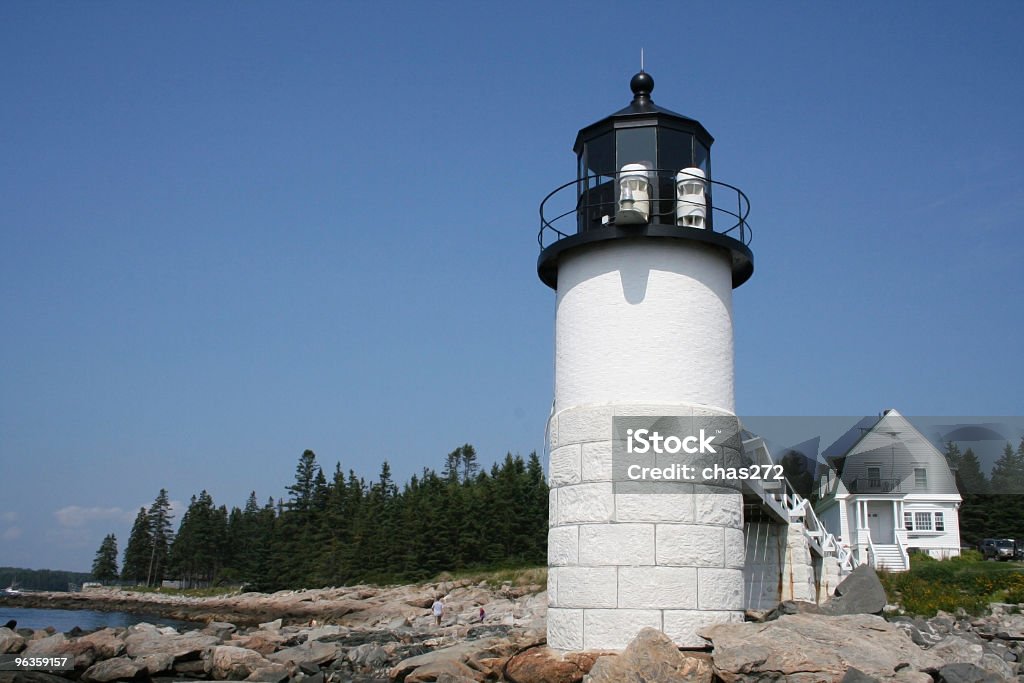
537, 72, 753, 289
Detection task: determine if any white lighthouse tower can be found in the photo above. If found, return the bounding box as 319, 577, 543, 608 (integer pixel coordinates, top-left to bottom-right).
539, 72, 754, 650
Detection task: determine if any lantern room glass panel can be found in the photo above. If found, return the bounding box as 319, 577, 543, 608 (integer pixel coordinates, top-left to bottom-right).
657, 128, 696, 225
578, 132, 615, 233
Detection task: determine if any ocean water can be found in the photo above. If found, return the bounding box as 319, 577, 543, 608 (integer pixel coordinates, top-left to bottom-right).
0, 607, 199, 632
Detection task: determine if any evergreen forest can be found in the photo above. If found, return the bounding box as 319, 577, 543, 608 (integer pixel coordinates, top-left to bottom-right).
101, 445, 548, 591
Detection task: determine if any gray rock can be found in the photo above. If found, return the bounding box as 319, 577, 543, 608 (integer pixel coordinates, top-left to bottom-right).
584, 627, 712, 683
81, 657, 144, 683
841, 667, 882, 682
930, 636, 985, 666
258, 619, 282, 632
0, 672, 72, 683
22, 633, 97, 669
243, 663, 291, 682
979, 653, 1014, 680
172, 658, 207, 676
935, 662, 1003, 683
347, 643, 389, 670
823, 564, 888, 616
0, 627, 25, 654
202, 622, 237, 640
123, 631, 221, 661
135, 652, 175, 675
266, 640, 338, 668
701, 613, 944, 681
78, 628, 125, 659
207, 645, 271, 680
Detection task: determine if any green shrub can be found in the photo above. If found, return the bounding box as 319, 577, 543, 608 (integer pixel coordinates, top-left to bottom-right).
880, 554, 1024, 617
952, 549, 984, 563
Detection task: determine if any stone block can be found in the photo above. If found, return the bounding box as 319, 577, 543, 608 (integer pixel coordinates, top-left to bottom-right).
663, 610, 743, 647
557, 483, 614, 524
618, 566, 697, 609
549, 489, 557, 528
698, 567, 745, 610
547, 608, 584, 651
581, 441, 613, 482
724, 526, 745, 569
578, 523, 655, 565
547, 566, 557, 607
656, 524, 724, 567
548, 525, 578, 566
694, 491, 743, 528
583, 609, 662, 651
549, 444, 582, 486
556, 406, 615, 446
556, 566, 617, 608
615, 493, 694, 523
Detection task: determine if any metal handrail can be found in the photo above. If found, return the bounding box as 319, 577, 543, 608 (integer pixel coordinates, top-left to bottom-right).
539, 169, 752, 250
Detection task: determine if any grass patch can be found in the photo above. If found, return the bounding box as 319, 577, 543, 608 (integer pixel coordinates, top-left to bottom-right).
431, 565, 547, 589
880, 552, 1024, 617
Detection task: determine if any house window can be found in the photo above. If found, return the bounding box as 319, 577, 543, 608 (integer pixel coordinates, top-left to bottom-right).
935, 512, 944, 531
915, 468, 927, 488
867, 466, 881, 487
904, 512, 913, 530
914, 512, 933, 530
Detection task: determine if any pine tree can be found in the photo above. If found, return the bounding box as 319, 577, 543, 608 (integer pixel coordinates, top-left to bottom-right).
91, 533, 119, 583
944, 441, 963, 472
958, 448, 989, 494
146, 489, 175, 586
121, 507, 151, 585
991, 442, 1024, 494
461, 444, 479, 483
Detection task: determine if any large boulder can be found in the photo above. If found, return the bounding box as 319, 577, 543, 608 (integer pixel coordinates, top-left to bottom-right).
265, 640, 339, 669
244, 662, 291, 682
135, 652, 174, 675
935, 662, 1005, 683
123, 630, 221, 661
80, 657, 144, 683
701, 613, 944, 681
207, 645, 272, 680
504, 646, 607, 683
0, 627, 25, 654
404, 659, 483, 682
929, 636, 985, 667
822, 564, 888, 616
78, 629, 125, 659
584, 628, 713, 683
228, 631, 288, 655
22, 633, 97, 669
389, 637, 517, 682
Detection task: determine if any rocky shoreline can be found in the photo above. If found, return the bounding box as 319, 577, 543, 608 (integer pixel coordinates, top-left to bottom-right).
2, 569, 1024, 682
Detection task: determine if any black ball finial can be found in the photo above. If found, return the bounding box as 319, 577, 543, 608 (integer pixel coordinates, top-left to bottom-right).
630, 71, 654, 101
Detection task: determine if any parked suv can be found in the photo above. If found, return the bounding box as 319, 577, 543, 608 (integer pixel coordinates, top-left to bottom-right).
980, 538, 1017, 561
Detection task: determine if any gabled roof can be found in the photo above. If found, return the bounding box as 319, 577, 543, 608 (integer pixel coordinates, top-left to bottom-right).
823, 410, 959, 496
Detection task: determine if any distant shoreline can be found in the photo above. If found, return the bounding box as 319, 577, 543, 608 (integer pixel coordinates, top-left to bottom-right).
0, 586, 369, 627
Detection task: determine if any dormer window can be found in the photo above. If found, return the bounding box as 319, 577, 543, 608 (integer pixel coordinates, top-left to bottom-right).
915, 468, 927, 489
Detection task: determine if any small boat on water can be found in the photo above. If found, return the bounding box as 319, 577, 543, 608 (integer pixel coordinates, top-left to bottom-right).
2, 580, 22, 596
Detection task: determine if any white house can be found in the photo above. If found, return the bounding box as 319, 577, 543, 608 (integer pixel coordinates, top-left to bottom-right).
814, 409, 962, 571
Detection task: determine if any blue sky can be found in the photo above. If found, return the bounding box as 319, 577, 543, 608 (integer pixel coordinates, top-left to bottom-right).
2, 2, 1022, 572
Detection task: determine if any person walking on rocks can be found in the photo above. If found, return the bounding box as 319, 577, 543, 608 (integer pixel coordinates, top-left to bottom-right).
432, 597, 444, 626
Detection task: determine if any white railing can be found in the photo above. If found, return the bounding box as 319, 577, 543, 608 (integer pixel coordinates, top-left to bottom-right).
741, 435, 854, 574
894, 530, 909, 570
